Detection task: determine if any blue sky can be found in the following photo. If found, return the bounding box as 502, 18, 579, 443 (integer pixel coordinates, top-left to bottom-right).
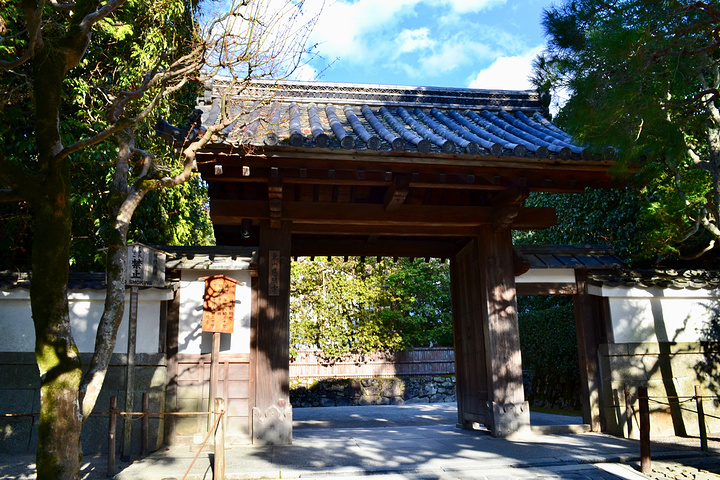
295, 0, 553, 91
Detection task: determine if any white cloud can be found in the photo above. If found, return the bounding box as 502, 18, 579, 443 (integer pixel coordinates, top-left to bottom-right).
306, 0, 422, 62
418, 39, 492, 75
289, 62, 319, 82
396, 28, 434, 54
467, 46, 542, 90
441, 0, 506, 13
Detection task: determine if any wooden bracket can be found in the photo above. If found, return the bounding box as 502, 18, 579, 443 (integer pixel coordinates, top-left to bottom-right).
492, 186, 528, 232
383, 174, 410, 212
268, 176, 283, 229
513, 248, 531, 276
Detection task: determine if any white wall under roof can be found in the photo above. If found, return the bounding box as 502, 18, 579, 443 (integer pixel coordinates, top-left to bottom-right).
589, 284, 720, 343
515, 268, 577, 284
178, 269, 252, 354
0, 288, 172, 353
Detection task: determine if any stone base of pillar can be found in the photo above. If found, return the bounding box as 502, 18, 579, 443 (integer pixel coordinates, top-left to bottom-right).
252, 404, 293, 444
486, 401, 531, 438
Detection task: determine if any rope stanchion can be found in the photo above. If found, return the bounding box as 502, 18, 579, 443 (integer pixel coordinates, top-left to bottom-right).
180, 408, 225, 480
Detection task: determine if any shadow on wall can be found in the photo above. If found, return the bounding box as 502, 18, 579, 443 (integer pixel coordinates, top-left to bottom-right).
695, 301, 720, 402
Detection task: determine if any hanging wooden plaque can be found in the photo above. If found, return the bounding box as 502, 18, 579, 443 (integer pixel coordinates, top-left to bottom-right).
269, 250, 280, 296
201, 275, 244, 333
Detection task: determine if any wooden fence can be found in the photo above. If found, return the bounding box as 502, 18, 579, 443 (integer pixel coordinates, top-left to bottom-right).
289, 347, 455, 379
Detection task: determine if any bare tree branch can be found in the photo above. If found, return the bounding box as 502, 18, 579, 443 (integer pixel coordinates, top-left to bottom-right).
49, 0, 76, 11
77, 0, 127, 36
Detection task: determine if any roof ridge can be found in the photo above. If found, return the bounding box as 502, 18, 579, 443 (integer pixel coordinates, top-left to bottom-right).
203, 78, 540, 110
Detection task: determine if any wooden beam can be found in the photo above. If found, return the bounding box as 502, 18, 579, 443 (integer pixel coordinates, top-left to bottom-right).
492, 187, 528, 231
291, 238, 457, 257
268, 177, 282, 229
196, 151, 626, 191
201, 165, 511, 191
290, 223, 483, 236
210, 200, 557, 230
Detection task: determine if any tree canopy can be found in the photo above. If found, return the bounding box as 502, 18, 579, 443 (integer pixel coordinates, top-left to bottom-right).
532, 0, 720, 263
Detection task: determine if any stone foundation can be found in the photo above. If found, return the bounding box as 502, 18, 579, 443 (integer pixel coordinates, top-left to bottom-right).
290, 376, 456, 407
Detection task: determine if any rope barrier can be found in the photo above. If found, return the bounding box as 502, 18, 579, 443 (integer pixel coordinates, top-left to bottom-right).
180, 410, 224, 480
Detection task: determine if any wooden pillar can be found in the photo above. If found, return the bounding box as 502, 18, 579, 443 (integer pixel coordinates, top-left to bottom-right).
163, 285, 181, 445
451, 240, 489, 429
477, 225, 529, 437
252, 220, 292, 444
573, 270, 603, 431
451, 225, 529, 437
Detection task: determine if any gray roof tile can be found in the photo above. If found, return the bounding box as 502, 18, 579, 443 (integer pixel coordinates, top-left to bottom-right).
198, 80, 595, 160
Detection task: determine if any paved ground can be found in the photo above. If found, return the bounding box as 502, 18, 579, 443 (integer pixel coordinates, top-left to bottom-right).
1, 403, 719, 480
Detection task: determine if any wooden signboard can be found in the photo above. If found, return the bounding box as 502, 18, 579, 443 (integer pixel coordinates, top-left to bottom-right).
201, 275, 244, 333
126, 244, 166, 287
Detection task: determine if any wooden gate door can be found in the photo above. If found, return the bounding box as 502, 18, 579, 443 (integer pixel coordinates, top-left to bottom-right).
451, 239, 489, 428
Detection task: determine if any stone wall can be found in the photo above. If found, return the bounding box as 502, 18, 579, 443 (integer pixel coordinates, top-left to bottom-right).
290, 375, 456, 407
599, 342, 720, 438
0, 353, 167, 454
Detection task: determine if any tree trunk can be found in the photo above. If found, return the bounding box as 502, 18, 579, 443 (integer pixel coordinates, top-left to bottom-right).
30, 42, 83, 480
30, 187, 83, 480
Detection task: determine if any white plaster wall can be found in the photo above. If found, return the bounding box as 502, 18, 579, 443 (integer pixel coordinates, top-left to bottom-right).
178, 270, 252, 354
589, 285, 720, 343
515, 268, 576, 284
0, 288, 171, 353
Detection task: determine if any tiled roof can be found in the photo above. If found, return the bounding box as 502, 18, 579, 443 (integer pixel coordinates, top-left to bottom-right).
197, 80, 596, 161
589, 269, 720, 290
0, 271, 174, 291
162, 246, 257, 270
514, 245, 624, 269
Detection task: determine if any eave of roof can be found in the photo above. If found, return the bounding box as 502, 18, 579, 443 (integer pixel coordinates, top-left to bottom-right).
514, 245, 624, 270
197, 79, 607, 163
589, 269, 720, 290
0, 272, 175, 291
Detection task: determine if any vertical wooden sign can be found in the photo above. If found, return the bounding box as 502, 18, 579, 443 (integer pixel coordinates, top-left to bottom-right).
269, 250, 280, 297
201, 275, 244, 334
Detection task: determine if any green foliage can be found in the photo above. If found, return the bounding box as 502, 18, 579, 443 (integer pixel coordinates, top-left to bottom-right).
515, 187, 660, 266
517, 295, 581, 410
533, 0, 720, 263
290, 257, 452, 361
0, 0, 214, 272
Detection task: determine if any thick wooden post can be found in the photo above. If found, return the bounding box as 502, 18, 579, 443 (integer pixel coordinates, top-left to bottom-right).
477, 225, 530, 437
252, 220, 292, 444
574, 270, 603, 431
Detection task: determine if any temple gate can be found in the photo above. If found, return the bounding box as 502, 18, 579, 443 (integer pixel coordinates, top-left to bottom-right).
191, 80, 625, 443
